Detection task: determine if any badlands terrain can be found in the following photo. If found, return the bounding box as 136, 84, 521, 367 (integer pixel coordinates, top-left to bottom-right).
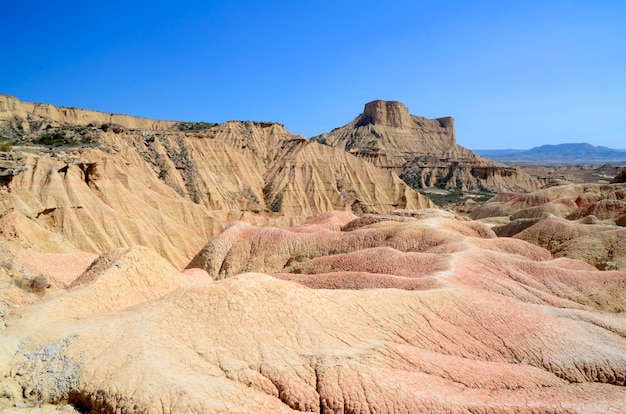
0, 95, 625, 413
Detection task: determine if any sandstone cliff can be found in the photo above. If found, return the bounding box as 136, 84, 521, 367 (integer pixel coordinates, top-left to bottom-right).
313, 100, 541, 193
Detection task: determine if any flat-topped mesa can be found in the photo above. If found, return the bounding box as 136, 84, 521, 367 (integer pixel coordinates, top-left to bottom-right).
360, 101, 456, 140
316, 100, 460, 157
360, 100, 413, 128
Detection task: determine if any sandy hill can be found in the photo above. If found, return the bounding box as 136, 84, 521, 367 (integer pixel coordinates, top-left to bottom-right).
1, 211, 624, 412
313, 100, 541, 193
471, 182, 626, 270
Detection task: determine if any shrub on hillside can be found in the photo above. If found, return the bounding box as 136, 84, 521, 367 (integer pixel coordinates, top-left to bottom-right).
0, 141, 12, 152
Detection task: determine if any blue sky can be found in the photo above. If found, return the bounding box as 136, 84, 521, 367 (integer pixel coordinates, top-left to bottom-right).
1, 1, 624, 149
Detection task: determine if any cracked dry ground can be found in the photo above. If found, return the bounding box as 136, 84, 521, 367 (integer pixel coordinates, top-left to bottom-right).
1, 210, 625, 413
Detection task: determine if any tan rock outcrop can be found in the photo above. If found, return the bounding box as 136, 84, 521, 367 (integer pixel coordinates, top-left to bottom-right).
361, 100, 415, 129
313, 100, 542, 193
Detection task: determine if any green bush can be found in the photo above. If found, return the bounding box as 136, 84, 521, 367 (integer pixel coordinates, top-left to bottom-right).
101, 123, 110, 132
421, 190, 494, 207
0, 141, 13, 152
269, 193, 283, 212
36, 132, 66, 146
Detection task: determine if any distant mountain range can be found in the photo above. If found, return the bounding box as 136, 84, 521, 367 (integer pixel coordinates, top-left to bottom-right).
474, 143, 626, 165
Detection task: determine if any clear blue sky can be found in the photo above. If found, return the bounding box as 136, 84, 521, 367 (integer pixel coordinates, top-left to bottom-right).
1, 1, 624, 149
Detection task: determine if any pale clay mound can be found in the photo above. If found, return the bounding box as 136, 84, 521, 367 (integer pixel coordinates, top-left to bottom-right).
512, 219, 626, 271
471, 183, 626, 270
2, 212, 622, 412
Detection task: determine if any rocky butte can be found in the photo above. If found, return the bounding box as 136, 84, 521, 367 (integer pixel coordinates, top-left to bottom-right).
314, 100, 541, 193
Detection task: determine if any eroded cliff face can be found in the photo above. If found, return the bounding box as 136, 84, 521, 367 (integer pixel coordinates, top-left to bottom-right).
0, 94, 176, 131
0, 148, 222, 268
0, 96, 433, 266
314, 100, 541, 193
117, 121, 433, 215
